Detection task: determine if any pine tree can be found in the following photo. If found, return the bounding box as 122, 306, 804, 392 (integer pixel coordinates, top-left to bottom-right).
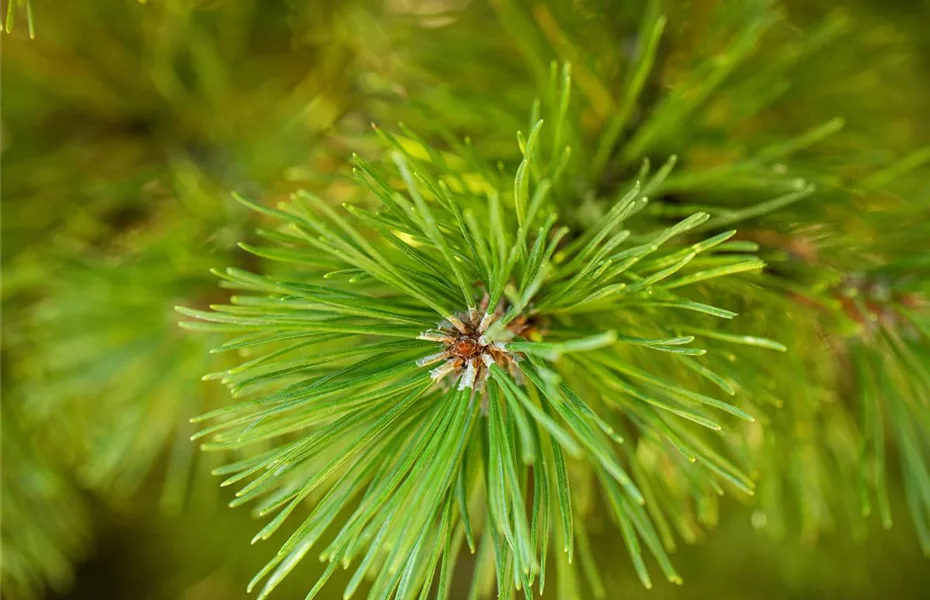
2, 0, 928, 599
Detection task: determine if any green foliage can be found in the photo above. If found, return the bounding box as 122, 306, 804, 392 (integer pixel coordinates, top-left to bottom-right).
180, 71, 807, 595
359, 0, 930, 556
2, 0, 929, 598
1, 0, 355, 495
179, 0, 929, 596
21, 213, 232, 507
1, 0, 360, 592
0, 410, 89, 599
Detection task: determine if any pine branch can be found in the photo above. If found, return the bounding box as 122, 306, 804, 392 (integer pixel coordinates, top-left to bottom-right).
180, 74, 795, 595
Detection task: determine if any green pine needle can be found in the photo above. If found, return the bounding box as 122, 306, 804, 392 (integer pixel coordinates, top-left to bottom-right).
181, 88, 780, 596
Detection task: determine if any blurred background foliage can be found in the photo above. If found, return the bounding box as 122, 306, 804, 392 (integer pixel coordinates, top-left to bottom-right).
2, 0, 929, 599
